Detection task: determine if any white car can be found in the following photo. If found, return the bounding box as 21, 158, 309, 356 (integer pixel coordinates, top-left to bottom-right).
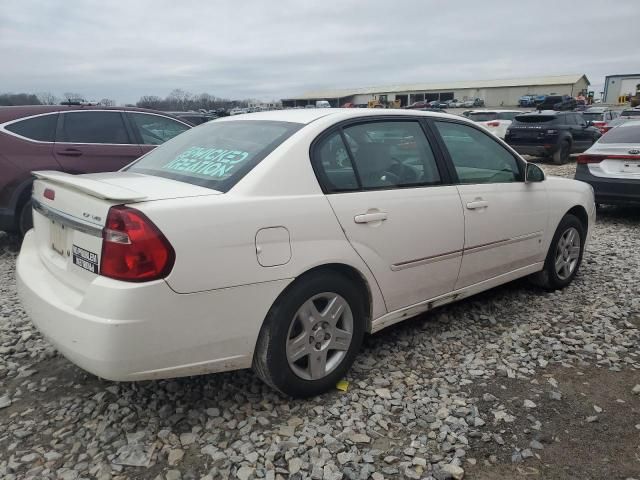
468, 110, 522, 139
17, 109, 595, 397
574, 120, 640, 206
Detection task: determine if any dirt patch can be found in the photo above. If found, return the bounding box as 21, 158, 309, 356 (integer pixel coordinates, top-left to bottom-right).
464, 365, 640, 479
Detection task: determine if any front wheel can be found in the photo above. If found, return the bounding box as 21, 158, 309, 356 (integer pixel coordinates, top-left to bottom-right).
18, 200, 34, 236
529, 214, 585, 290
253, 272, 365, 397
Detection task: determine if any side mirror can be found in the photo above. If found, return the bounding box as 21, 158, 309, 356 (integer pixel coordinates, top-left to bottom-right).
525, 163, 545, 183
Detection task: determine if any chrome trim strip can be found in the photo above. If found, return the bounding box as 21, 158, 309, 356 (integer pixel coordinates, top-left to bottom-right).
391, 249, 463, 271
390, 231, 543, 271
32, 199, 103, 237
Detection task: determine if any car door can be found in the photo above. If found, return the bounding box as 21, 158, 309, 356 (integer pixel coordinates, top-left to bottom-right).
572, 113, 594, 150
53, 110, 142, 173
127, 112, 192, 155
431, 119, 548, 289
313, 119, 465, 312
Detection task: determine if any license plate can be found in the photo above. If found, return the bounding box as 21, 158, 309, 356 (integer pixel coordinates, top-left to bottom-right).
50, 220, 67, 257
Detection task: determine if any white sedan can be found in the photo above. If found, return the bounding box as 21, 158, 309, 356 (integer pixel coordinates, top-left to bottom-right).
17, 109, 595, 397
467, 110, 522, 139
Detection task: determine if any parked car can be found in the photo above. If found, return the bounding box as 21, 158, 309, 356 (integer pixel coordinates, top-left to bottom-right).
518, 95, 537, 107
580, 107, 619, 134
467, 110, 521, 139
166, 111, 217, 125
575, 120, 640, 206
536, 95, 576, 111
0, 105, 192, 235
462, 98, 485, 108
405, 101, 429, 109
505, 110, 601, 164
17, 109, 594, 397
428, 100, 449, 109
534, 95, 547, 105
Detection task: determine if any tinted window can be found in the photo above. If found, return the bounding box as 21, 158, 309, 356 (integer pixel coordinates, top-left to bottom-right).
582, 112, 604, 122
61, 111, 132, 144
126, 120, 301, 192
598, 124, 640, 144
513, 115, 556, 124
342, 121, 441, 189
469, 112, 498, 122
5, 113, 57, 141
497, 112, 518, 121
574, 114, 587, 127
130, 113, 190, 145
314, 131, 359, 192
563, 114, 576, 125
435, 121, 522, 184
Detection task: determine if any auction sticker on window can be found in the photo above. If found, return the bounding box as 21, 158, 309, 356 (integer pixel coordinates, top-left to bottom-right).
72, 245, 99, 274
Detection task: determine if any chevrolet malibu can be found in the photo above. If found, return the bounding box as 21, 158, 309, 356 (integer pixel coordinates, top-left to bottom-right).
17, 109, 595, 397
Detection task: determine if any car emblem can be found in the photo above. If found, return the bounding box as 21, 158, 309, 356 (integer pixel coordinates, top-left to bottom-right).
628, 149, 640, 155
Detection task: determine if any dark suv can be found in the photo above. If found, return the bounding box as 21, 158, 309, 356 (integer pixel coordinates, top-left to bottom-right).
536, 95, 577, 111
505, 111, 601, 164
0, 105, 192, 234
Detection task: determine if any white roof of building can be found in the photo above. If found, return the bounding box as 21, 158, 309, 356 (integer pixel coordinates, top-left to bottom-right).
286, 74, 589, 100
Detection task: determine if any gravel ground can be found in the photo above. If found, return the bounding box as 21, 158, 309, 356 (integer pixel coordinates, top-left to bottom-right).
1, 159, 639, 480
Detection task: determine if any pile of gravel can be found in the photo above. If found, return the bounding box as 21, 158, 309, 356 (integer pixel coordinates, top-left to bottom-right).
1, 162, 638, 480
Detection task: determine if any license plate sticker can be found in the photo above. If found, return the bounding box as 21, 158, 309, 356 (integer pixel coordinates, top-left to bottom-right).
72, 244, 99, 274
50, 221, 67, 256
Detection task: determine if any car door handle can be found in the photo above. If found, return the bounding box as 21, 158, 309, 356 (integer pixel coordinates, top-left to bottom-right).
57, 148, 83, 157
354, 212, 388, 223
466, 200, 488, 210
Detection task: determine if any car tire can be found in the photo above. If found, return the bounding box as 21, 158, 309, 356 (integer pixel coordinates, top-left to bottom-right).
553, 141, 570, 165
529, 214, 585, 290
18, 200, 34, 237
253, 271, 366, 398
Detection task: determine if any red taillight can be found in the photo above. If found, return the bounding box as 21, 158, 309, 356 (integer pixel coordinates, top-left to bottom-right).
486, 121, 500, 127
100, 206, 175, 282
577, 154, 640, 164
44, 188, 55, 200
600, 125, 612, 134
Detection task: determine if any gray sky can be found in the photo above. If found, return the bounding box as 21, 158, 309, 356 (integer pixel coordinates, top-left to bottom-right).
2, 0, 639, 104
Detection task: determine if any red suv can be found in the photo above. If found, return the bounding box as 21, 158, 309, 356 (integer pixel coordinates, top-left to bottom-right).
0, 105, 192, 234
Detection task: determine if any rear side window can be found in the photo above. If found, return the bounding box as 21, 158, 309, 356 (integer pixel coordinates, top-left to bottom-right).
129, 113, 190, 145
435, 121, 522, 184
5, 113, 57, 141
126, 120, 301, 192
598, 124, 640, 144
60, 111, 133, 144
513, 115, 556, 124
314, 132, 359, 192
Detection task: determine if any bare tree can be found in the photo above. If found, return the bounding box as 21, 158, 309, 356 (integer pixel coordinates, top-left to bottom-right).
37, 92, 58, 105
99, 98, 116, 107
63, 92, 85, 102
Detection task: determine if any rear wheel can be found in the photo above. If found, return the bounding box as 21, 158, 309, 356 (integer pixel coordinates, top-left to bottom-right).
18, 200, 33, 236
253, 271, 365, 397
553, 141, 570, 165
529, 214, 585, 290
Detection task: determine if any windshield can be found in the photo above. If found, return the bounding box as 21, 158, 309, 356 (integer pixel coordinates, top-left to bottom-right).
599, 124, 640, 144
582, 112, 604, 121
469, 112, 497, 122
126, 120, 302, 192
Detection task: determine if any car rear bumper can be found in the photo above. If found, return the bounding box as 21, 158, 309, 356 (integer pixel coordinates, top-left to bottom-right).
507, 144, 557, 156
574, 164, 640, 205
16, 231, 292, 381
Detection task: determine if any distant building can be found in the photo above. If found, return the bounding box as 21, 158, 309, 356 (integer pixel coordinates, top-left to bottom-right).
603, 74, 640, 104
282, 74, 590, 108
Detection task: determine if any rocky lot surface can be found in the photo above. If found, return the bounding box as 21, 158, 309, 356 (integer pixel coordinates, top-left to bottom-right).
1, 160, 639, 480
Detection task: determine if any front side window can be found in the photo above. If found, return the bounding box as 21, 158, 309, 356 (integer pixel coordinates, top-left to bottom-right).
5, 113, 58, 142
60, 111, 132, 144
435, 121, 522, 184
126, 120, 301, 192
129, 113, 190, 145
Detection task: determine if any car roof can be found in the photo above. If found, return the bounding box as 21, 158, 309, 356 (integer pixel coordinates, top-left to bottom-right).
0, 105, 184, 124
468, 109, 520, 113
583, 107, 608, 113
216, 108, 462, 125
515, 110, 563, 117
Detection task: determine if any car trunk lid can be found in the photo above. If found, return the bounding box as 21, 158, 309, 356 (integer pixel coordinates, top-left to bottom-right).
30, 171, 220, 293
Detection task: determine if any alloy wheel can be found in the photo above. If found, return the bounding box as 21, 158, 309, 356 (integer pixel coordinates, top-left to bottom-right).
554, 226, 581, 280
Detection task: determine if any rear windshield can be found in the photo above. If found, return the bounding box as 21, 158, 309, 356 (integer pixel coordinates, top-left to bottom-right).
126, 120, 301, 192
513, 115, 556, 124
468, 112, 497, 122
599, 124, 640, 144
582, 112, 604, 121
541, 96, 562, 103
620, 110, 640, 117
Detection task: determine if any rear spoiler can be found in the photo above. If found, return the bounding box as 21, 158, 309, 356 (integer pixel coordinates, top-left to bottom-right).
32, 171, 147, 201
